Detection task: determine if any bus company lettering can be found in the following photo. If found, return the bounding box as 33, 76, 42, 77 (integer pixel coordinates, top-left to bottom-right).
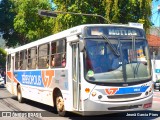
109, 29, 138, 36
22, 75, 41, 86
134, 88, 140, 92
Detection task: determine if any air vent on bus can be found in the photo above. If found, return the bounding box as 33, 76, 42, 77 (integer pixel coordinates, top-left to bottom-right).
107, 93, 142, 99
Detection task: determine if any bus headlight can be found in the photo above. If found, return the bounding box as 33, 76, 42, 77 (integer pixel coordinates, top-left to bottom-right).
91, 92, 96, 97
145, 86, 153, 96
90, 91, 103, 100
149, 87, 152, 93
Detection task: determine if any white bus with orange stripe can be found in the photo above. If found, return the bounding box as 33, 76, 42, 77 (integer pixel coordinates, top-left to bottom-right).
6, 24, 153, 116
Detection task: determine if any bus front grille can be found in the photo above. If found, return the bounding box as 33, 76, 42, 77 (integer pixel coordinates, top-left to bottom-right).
107, 93, 142, 99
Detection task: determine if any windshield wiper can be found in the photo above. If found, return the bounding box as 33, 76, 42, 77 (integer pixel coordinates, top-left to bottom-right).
101, 34, 120, 57
130, 36, 139, 78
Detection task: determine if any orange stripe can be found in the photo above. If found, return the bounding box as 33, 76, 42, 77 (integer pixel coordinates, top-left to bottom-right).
7, 71, 18, 83
7, 71, 12, 80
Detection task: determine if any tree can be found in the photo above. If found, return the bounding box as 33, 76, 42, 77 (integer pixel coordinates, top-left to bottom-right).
53, 0, 106, 32
13, 0, 55, 44
0, 0, 153, 47
0, 0, 20, 47
103, 0, 152, 32
53, 0, 152, 32
0, 0, 55, 47
0, 48, 7, 68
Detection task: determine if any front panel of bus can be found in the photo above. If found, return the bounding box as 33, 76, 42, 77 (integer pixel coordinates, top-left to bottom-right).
80, 26, 153, 115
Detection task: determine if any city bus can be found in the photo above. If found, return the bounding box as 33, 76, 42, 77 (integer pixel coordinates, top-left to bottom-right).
6, 23, 153, 116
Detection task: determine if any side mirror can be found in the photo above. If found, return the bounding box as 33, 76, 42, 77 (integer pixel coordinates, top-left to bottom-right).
79, 40, 85, 52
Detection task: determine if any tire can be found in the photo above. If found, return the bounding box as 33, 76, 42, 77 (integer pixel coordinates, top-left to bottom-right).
17, 85, 24, 103
56, 92, 67, 116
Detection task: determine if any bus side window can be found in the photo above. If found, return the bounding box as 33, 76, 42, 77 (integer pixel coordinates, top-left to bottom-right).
15, 52, 19, 70
51, 42, 56, 68
28, 49, 31, 68
46, 59, 49, 68
51, 39, 66, 68
19, 50, 27, 70
62, 54, 66, 67
28, 47, 37, 69
51, 56, 55, 67
55, 54, 61, 67
38, 43, 49, 69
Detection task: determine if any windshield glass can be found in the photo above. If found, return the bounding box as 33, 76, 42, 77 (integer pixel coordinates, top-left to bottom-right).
84, 39, 151, 83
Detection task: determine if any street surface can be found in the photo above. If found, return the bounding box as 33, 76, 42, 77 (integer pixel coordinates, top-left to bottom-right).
0, 85, 159, 120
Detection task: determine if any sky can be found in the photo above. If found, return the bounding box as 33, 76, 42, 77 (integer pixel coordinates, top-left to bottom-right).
151, 0, 160, 27
49, 0, 57, 11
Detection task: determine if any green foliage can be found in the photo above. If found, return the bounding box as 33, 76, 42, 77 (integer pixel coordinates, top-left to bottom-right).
13, 0, 55, 43
53, 0, 152, 32
53, 0, 105, 32
0, 48, 7, 68
103, 0, 152, 31
0, 0, 19, 47
0, 0, 55, 47
0, 0, 153, 47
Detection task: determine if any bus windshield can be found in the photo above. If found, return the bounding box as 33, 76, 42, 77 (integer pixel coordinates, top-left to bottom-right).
84, 38, 151, 83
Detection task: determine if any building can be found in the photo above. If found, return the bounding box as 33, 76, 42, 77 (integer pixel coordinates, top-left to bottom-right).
147, 27, 160, 47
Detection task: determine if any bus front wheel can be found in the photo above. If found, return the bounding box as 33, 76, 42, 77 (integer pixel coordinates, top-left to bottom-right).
56, 92, 66, 116
17, 85, 23, 103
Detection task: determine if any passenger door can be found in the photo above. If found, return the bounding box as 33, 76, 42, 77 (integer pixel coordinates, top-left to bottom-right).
72, 43, 81, 110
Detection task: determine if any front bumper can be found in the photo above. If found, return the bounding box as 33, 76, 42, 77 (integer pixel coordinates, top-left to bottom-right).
82, 94, 153, 116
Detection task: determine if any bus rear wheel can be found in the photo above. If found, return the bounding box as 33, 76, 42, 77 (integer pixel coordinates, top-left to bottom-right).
17, 85, 23, 103
56, 93, 66, 116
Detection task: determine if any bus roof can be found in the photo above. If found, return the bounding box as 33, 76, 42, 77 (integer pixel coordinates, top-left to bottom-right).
8, 24, 143, 54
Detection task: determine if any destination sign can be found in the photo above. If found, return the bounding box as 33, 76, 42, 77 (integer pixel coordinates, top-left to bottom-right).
108, 29, 137, 36
85, 26, 145, 37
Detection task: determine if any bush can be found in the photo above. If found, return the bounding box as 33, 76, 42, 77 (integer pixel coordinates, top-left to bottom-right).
0, 48, 7, 68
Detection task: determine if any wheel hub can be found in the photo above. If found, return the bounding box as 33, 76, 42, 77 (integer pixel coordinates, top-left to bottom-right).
57, 97, 64, 111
